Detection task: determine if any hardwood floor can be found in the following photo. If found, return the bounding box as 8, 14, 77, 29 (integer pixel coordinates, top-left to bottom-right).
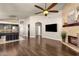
0, 37, 79, 56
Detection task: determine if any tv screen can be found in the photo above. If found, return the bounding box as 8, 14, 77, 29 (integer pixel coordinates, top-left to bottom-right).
45, 24, 57, 32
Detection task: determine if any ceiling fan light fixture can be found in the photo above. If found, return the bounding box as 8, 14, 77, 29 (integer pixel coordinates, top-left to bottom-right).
43, 10, 48, 15
35, 3, 58, 16
45, 14, 48, 16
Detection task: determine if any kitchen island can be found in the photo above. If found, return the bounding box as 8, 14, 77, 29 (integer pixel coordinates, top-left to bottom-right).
0, 32, 19, 41
0, 23, 19, 41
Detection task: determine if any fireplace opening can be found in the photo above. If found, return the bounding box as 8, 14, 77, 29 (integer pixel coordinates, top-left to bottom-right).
68, 35, 78, 46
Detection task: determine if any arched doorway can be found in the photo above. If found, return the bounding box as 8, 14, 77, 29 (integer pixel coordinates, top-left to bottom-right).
35, 22, 42, 37
35, 22, 42, 45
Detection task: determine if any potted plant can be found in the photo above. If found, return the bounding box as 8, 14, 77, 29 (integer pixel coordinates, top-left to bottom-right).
61, 31, 67, 42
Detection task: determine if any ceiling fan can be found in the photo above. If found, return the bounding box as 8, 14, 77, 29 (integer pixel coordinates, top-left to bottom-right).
34, 3, 58, 16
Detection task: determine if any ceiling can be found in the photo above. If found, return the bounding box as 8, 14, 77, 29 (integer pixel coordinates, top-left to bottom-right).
0, 3, 65, 19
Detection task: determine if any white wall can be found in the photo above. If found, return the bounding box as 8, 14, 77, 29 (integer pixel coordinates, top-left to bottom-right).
19, 18, 30, 37
19, 19, 26, 36
28, 12, 63, 41
25, 18, 30, 36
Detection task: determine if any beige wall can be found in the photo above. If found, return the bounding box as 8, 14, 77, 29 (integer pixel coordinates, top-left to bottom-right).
62, 3, 79, 23
62, 3, 79, 37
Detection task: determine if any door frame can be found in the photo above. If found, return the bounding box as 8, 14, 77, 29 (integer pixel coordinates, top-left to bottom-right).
35, 22, 42, 37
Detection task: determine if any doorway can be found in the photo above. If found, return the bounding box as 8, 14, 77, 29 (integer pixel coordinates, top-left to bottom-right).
35, 22, 42, 37
28, 24, 30, 39
35, 22, 42, 45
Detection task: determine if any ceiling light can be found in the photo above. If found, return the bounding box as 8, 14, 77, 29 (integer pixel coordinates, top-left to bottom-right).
43, 10, 48, 16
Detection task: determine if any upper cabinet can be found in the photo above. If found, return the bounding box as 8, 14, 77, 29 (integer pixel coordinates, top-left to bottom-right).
0, 24, 19, 33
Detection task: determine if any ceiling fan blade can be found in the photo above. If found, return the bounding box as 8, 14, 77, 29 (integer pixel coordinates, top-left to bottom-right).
49, 10, 58, 13
35, 12, 42, 14
34, 5, 44, 11
47, 3, 57, 10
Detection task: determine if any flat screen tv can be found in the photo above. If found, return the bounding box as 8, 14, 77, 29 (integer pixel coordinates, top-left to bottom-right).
45, 24, 57, 32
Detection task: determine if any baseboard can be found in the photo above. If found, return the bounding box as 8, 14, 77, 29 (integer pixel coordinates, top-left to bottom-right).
43, 36, 62, 41
0, 39, 24, 44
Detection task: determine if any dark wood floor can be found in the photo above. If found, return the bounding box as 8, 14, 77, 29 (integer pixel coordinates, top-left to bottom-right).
0, 37, 79, 56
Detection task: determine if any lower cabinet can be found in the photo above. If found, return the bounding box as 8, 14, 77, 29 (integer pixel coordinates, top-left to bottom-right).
6, 33, 19, 41
0, 33, 19, 41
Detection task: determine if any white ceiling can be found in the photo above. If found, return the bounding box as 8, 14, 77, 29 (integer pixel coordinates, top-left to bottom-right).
0, 3, 65, 19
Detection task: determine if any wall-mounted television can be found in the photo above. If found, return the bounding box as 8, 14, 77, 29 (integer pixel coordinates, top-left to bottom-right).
45, 24, 57, 32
